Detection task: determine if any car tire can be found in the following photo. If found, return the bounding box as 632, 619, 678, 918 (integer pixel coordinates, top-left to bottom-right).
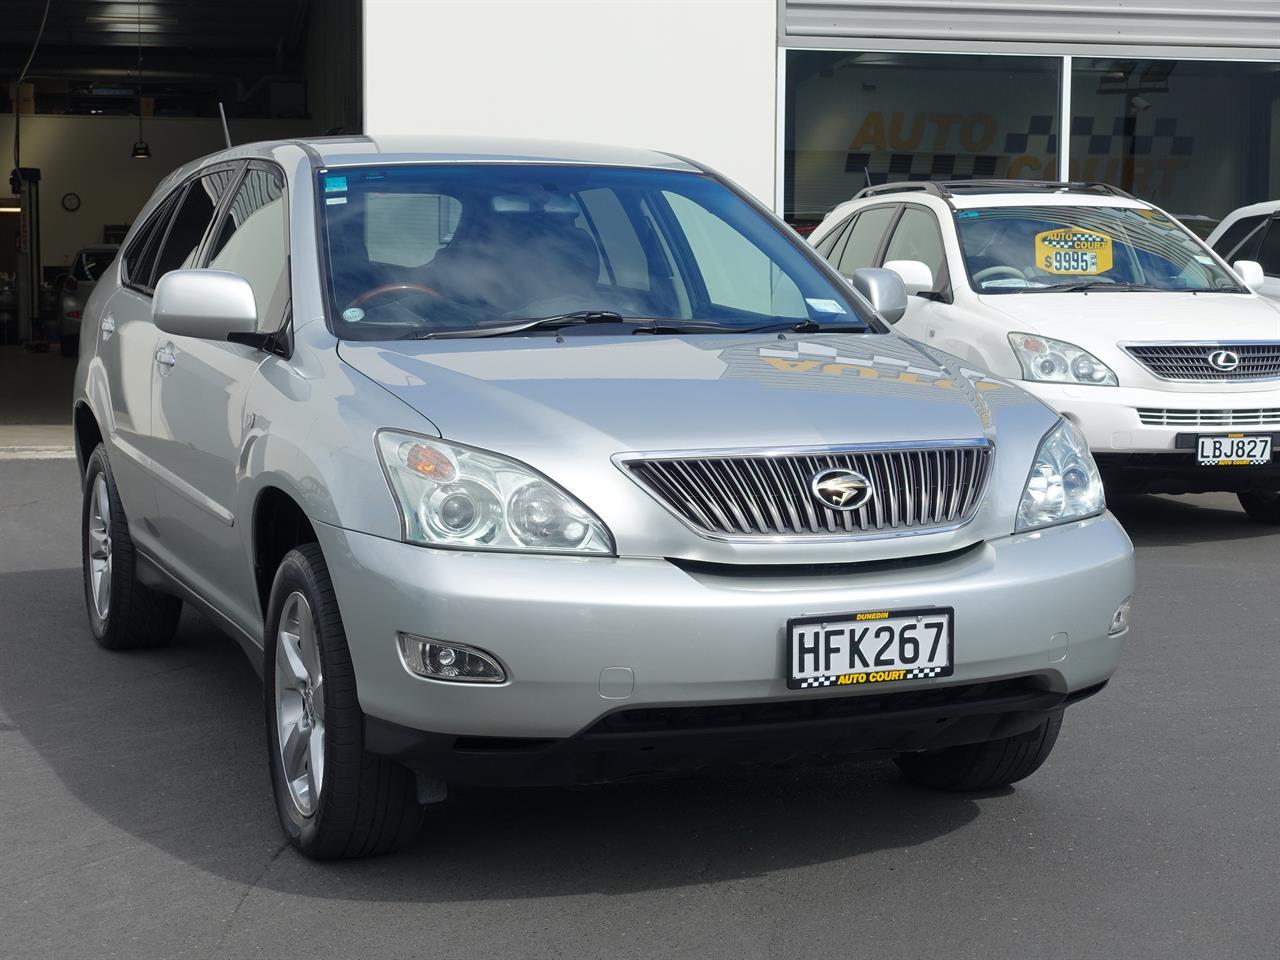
60, 334, 79, 357
264, 543, 425, 859
1237, 490, 1280, 524
81, 444, 183, 650
895, 711, 1062, 792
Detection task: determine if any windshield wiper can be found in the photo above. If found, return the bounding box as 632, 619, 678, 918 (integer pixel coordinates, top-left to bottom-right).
1025, 280, 1163, 294
632, 318, 870, 335
411, 310, 630, 340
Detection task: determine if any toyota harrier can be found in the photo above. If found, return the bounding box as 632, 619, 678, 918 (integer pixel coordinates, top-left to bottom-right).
71, 136, 1134, 859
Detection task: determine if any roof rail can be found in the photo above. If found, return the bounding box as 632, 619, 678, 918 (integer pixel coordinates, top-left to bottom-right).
853, 181, 952, 200
940, 179, 1136, 199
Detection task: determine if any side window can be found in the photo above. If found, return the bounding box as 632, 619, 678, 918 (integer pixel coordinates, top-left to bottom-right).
882, 207, 947, 293
836, 206, 896, 277
152, 174, 225, 282
207, 167, 290, 332
814, 215, 852, 257
575, 188, 648, 290
1257, 220, 1280, 277
1211, 214, 1267, 263
122, 198, 176, 291
662, 190, 807, 318
364, 192, 461, 267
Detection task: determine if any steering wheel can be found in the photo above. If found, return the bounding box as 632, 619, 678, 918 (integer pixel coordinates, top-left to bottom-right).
349, 282, 444, 308
973, 265, 1026, 284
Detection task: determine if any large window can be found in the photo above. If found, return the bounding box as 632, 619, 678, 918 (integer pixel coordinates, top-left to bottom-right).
784, 51, 1280, 237
784, 52, 1062, 226
1069, 59, 1280, 229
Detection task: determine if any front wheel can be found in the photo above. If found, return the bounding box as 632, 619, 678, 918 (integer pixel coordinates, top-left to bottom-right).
1237, 490, 1280, 524
895, 712, 1062, 792
264, 543, 425, 859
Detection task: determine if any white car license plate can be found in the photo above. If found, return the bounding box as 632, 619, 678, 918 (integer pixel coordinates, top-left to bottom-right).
1196, 434, 1272, 466
788, 607, 953, 690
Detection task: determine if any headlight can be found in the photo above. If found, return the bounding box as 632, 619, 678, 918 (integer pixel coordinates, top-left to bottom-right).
1008, 333, 1117, 386
376, 431, 614, 554
1017, 419, 1106, 531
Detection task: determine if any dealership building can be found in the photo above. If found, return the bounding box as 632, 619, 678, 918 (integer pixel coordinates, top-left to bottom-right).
365, 1, 1280, 232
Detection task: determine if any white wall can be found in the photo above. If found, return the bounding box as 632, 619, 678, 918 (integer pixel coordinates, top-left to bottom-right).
0, 115, 315, 269
363, 0, 779, 205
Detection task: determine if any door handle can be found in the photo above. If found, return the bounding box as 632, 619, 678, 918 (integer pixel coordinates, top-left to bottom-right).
155, 343, 177, 368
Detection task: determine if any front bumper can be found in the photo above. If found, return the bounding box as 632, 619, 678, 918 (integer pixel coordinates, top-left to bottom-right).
314, 513, 1134, 755
1019, 380, 1280, 453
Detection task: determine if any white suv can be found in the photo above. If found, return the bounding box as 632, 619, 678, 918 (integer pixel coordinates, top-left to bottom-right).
1207, 200, 1280, 302
809, 180, 1280, 522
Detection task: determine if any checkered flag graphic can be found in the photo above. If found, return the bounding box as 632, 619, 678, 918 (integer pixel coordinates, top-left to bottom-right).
798, 676, 840, 689
905, 667, 945, 679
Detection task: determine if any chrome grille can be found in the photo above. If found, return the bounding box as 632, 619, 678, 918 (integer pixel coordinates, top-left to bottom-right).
620, 442, 992, 539
1124, 342, 1280, 381
1137, 407, 1280, 427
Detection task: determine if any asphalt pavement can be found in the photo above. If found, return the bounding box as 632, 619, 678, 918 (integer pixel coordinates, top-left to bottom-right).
1, 457, 1277, 960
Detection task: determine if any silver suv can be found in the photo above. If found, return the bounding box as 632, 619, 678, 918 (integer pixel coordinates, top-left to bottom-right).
71, 136, 1134, 859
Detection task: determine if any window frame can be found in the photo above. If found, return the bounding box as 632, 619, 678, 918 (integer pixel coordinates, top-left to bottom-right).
833, 202, 900, 278
199, 158, 294, 350
880, 202, 954, 304
124, 159, 247, 297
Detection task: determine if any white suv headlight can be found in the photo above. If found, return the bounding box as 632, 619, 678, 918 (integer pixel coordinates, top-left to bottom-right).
1008, 333, 1117, 386
376, 431, 614, 554
1017, 419, 1106, 531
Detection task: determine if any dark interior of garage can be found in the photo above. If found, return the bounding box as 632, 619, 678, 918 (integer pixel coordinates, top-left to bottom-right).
0, 0, 360, 450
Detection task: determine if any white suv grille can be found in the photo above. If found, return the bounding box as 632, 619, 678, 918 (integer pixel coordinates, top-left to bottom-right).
1124, 342, 1280, 381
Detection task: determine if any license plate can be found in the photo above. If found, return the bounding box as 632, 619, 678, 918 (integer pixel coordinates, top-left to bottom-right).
787, 607, 954, 690
1196, 434, 1272, 466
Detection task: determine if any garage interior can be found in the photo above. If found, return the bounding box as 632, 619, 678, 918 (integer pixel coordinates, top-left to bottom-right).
0, 0, 361, 453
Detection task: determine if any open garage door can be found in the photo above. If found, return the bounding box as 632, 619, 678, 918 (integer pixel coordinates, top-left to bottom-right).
0, 0, 361, 453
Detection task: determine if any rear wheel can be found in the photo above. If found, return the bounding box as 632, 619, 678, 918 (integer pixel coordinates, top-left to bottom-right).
264, 544, 425, 859
895, 712, 1062, 792
81, 444, 182, 650
1237, 490, 1280, 524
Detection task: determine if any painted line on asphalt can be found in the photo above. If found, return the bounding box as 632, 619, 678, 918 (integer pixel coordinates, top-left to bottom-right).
0, 447, 76, 460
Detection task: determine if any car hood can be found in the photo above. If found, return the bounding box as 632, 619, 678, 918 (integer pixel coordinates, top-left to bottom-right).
339, 333, 1057, 564
338, 332, 1039, 455
977, 290, 1280, 343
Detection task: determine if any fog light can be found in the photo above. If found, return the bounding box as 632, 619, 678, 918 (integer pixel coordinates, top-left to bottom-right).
1109, 597, 1132, 636
397, 633, 506, 683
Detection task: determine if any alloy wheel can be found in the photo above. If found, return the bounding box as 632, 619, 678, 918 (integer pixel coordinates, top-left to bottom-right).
87, 474, 112, 620
274, 591, 327, 817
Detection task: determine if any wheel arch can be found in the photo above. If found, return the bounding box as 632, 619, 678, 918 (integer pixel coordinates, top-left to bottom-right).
252, 485, 321, 620
73, 401, 104, 477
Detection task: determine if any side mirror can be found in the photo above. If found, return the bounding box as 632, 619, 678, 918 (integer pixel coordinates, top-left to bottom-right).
849, 267, 909, 324
883, 259, 934, 296
153, 269, 257, 341
1232, 259, 1265, 292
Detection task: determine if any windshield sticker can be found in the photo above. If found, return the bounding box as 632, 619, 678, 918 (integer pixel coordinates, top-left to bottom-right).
1034, 228, 1113, 275
1195, 255, 1215, 265
341, 307, 365, 322
325, 196, 347, 206
805, 298, 847, 314
956, 210, 980, 219
324, 175, 348, 193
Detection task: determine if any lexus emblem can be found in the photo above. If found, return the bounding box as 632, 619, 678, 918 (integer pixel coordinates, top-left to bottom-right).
1208, 349, 1241, 372
811, 468, 874, 511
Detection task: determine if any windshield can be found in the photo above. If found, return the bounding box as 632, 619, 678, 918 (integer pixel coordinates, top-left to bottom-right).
318, 164, 868, 339
955, 205, 1245, 294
